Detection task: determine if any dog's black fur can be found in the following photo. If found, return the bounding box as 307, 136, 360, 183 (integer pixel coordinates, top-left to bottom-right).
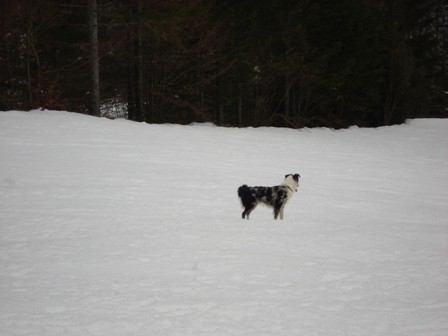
238, 174, 300, 220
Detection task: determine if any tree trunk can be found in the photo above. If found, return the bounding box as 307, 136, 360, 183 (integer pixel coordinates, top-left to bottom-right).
238, 83, 243, 126
285, 74, 290, 120
89, 0, 100, 117
134, 0, 144, 122
218, 103, 224, 125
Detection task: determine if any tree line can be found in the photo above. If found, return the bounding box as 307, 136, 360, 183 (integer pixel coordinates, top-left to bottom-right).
1, 0, 447, 128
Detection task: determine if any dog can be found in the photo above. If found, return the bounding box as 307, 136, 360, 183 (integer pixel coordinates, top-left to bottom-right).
237, 174, 300, 220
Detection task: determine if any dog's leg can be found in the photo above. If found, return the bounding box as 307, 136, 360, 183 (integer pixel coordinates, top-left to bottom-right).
242, 204, 256, 219
273, 207, 280, 220
273, 198, 284, 220
279, 206, 285, 220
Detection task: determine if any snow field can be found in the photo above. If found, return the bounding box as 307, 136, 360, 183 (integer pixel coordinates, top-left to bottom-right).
1, 110, 447, 335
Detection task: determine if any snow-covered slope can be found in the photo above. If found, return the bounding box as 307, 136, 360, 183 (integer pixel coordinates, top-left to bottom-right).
1, 110, 447, 336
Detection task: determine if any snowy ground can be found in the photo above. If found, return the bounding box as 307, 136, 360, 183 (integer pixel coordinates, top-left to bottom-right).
1, 110, 447, 336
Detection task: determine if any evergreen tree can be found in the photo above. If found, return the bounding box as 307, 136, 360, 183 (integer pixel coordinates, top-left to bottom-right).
1, 0, 446, 127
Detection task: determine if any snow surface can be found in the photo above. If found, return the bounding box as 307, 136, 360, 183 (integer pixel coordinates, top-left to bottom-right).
1, 110, 448, 336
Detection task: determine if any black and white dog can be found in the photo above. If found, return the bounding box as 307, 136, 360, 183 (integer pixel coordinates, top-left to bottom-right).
237, 174, 300, 220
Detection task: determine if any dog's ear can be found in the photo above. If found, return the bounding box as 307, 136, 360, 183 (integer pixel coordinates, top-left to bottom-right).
293, 174, 300, 182
285, 174, 291, 179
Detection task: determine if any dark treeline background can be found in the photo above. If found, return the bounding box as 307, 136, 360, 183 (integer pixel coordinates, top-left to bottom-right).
1, 0, 447, 128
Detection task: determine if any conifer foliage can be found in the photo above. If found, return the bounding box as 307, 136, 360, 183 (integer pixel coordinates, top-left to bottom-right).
1, 0, 447, 127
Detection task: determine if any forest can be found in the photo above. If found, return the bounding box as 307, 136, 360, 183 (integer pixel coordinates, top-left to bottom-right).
1, 0, 447, 128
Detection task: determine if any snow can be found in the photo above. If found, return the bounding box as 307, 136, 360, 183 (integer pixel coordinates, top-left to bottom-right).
1, 109, 447, 336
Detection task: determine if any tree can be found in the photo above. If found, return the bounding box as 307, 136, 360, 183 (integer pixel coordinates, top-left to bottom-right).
88, 0, 100, 117
1, 0, 446, 127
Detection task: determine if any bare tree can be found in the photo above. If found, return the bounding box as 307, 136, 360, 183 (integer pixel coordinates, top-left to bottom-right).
88, 0, 100, 116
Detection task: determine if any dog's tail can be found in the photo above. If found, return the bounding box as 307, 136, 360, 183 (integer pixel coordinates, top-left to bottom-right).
237, 184, 251, 206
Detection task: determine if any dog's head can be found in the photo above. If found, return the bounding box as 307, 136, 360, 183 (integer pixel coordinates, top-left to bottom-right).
284, 173, 300, 192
